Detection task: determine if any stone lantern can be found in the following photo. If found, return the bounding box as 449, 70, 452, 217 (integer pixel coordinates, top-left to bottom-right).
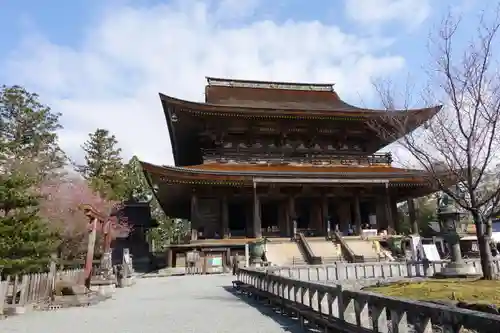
435, 193, 478, 277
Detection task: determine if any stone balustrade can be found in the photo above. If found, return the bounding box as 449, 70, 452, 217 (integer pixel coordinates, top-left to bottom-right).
237, 267, 500, 333
269, 259, 500, 282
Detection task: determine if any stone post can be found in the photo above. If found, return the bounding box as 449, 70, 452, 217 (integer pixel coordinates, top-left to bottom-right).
49, 253, 57, 295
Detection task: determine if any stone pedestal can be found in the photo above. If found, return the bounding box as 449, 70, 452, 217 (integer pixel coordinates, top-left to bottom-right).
3, 304, 33, 316
436, 261, 480, 278
436, 242, 479, 277
250, 258, 263, 268
98, 250, 115, 280
90, 278, 116, 297
117, 276, 136, 288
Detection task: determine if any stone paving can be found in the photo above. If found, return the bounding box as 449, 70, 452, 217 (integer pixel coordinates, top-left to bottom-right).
0, 274, 303, 333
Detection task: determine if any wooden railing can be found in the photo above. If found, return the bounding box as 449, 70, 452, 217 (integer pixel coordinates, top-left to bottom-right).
202, 148, 393, 166
237, 267, 500, 333
0, 269, 83, 315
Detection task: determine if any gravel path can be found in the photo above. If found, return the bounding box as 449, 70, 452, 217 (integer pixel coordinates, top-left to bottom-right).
0, 275, 303, 333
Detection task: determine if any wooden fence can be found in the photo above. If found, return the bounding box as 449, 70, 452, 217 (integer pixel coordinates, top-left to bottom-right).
0, 269, 83, 315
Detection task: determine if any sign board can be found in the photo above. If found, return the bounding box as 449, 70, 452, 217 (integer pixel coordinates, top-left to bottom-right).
422, 244, 441, 262
361, 229, 378, 237
210, 257, 223, 267
409, 236, 422, 261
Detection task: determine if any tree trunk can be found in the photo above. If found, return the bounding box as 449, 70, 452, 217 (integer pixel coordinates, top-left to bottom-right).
486, 218, 493, 238
473, 212, 494, 280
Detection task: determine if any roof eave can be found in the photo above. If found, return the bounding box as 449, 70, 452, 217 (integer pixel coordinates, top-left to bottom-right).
159, 93, 181, 166
141, 161, 433, 179
158, 92, 440, 117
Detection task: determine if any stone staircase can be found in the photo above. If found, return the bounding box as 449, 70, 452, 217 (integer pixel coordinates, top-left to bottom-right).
305, 237, 343, 263
344, 239, 380, 262
265, 239, 307, 266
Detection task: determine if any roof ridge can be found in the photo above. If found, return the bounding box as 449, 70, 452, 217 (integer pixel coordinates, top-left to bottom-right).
206, 77, 335, 92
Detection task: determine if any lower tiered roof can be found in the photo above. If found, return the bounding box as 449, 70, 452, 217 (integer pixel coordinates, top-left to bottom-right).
141, 161, 439, 186
141, 161, 454, 218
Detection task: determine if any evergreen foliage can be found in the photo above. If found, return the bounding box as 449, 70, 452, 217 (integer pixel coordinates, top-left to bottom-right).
122, 156, 190, 248
0, 171, 57, 274
0, 85, 66, 178
75, 128, 126, 200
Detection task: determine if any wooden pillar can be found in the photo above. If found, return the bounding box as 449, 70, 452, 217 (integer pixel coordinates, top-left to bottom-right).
287, 196, 296, 237
221, 195, 229, 238
190, 191, 198, 241
391, 198, 399, 234
245, 202, 253, 238
278, 201, 288, 237
84, 218, 98, 288
226, 248, 231, 268
321, 195, 330, 236
375, 200, 387, 230
166, 248, 173, 268
253, 183, 262, 238
338, 201, 351, 235
408, 198, 419, 235
316, 201, 323, 234
385, 186, 394, 234
353, 196, 362, 236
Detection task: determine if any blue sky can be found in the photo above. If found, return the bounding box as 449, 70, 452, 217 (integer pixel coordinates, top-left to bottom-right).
0, 0, 485, 165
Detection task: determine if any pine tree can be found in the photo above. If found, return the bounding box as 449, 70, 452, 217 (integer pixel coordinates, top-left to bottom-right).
0, 171, 56, 275
122, 155, 150, 201
0, 85, 66, 178
121, 156, 190, 248
74, 129, 126, 200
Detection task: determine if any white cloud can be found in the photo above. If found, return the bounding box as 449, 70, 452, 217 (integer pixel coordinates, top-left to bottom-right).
344, 0, 431, 29
4, 0, 406, 166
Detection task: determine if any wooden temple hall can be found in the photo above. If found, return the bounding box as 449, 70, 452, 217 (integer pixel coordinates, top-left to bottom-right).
141, 77, 442, 241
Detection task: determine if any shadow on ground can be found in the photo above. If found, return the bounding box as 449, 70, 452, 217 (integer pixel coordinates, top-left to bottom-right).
221, 285, 307, 333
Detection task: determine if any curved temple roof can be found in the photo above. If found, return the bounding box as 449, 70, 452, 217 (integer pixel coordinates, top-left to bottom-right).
160, 77, 442, 166
141, 161, 434, 185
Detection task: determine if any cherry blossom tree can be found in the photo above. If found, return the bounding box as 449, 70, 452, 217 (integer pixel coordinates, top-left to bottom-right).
39, 176, 130, 260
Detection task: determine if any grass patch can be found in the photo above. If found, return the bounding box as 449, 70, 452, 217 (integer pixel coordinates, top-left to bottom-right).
364, 279, 500, 306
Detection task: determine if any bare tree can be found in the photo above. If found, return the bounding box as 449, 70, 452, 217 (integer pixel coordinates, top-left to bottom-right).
370, 8, 500, 279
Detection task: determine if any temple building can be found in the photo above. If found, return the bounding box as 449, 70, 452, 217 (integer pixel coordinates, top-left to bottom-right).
141, 77, 442, 245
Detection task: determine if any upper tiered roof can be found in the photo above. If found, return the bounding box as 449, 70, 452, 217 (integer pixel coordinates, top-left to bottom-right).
160, 77, 442, 166
204, 77, 356, 110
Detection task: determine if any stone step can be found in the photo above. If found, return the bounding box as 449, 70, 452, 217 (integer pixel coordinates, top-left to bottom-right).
344, 239, 379, 260
265, 242, 306, 266
305, 238, 342, 259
